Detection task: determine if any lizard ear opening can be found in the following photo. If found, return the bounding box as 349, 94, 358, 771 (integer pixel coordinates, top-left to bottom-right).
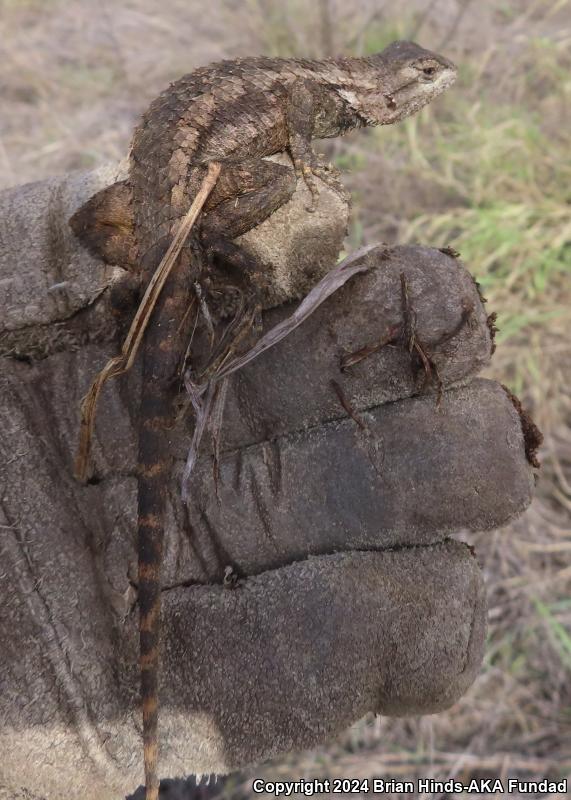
69, 181, 138, 268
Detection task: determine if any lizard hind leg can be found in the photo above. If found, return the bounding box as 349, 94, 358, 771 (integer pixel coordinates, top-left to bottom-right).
200, 157, 297, 314
202, 157, 297, 242
69, 180, 138, 268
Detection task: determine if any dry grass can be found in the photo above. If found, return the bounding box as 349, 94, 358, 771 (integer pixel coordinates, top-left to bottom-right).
1, 0, 570, 797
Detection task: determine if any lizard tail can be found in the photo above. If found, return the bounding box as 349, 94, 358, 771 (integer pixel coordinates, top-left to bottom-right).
137, 239, 204, 800
135, 164, 221, 800
138, 389, 169, 800
138, 372, 173, 800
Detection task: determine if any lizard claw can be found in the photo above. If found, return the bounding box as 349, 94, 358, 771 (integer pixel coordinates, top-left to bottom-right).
293, 157, 346, 212
293, 158, 320, 212
310, 162, 347, 200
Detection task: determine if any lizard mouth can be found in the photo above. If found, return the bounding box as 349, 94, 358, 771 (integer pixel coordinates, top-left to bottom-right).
382, 68, 457, 122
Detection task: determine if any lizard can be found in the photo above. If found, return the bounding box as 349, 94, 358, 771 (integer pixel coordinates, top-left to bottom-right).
70, 40, 456, 800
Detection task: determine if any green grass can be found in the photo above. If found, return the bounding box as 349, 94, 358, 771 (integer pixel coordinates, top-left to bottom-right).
0, 0, 62, 8
56, 63, 120, 96
359, 22, 408, 55
343, 34, 571, 406
532, 598, 571, 673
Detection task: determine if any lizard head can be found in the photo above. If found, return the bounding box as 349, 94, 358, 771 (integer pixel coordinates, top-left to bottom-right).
341, 41, 457, 126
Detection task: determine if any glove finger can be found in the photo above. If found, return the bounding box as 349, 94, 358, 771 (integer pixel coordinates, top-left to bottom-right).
174, 379, 534, 581
186, 243, 494, 453
150, 540, 486, 777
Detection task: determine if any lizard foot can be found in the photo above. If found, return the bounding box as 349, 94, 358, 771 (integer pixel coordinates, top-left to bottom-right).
293, 158, 320, 212
311, 162, 345, 195
293, 158, 346, 212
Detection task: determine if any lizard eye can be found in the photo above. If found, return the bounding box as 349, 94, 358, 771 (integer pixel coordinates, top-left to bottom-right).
423, 66, 437, 77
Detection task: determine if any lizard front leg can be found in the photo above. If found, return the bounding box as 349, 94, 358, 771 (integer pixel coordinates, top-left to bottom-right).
286, 80, 342, 212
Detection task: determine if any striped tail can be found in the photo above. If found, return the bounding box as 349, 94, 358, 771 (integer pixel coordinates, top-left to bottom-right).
138, 390, 168, 800
137, 245, 198, 800
134, 166, 220, 800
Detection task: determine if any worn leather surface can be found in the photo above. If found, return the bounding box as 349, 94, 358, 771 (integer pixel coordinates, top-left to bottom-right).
0, 167, 537, 799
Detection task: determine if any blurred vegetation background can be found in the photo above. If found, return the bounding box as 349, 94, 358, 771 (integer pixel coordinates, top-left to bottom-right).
1, 0, 569, 797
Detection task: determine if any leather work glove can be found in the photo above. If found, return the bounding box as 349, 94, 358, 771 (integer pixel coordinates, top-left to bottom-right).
0, 164, 540, 800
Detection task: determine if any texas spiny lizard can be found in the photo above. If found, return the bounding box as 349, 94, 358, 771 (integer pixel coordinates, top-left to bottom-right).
71, 41, 456, 800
